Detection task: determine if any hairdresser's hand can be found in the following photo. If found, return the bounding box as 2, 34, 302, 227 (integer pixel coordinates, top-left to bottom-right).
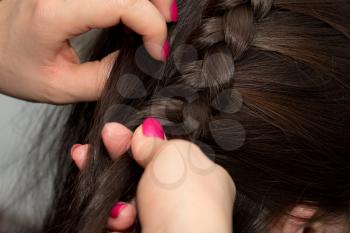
131, 118, 236, 233
70, 123, 137, 233
70, 123, 139, 233
0, 0, 177, 104
71, 118, 236, 233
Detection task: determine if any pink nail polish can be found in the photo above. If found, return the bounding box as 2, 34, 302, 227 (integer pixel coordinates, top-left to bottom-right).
170, 0, 179, 22
110, 202, 127, 218
142, 118, 165, 140
70, 144, 82, 157
162, 40, 170, 61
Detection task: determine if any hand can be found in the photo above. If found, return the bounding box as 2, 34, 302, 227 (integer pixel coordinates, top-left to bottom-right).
0, 0, 177, 104
71, 118, 236, 233
131, 118, 236, 233
71, 119, 338, 233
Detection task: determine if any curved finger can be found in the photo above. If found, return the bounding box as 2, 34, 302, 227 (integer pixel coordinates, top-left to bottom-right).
131, 118, 166, 167
70, 144, 90, 170
107, 201, 137, 232
131, 118, 217, 176
59, 0, 168, 60
151, 0, 178, 22
48, 51, 117, 103
270, 205, 317, 233
101, 123, 133, 160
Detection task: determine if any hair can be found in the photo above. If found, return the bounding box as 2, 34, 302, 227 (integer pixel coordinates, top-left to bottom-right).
37, 0, 350, 232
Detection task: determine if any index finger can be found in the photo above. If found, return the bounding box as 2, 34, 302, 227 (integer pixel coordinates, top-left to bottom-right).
57, 0, 168, 60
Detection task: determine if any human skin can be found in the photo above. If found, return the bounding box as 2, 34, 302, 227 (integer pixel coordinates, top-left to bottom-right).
72, 119, 323, 233
0, 0, 176, 104
0, 0, 338, 231
72, 118, 236, 233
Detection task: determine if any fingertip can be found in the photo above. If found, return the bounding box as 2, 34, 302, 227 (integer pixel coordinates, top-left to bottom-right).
142, 19, 168, 61
101, 123, 133, 160
290, 205, 317, 220
144, 39, 170, 61
131, 118, 166, 167
130, 126, 147, 166
101, 51, 119, 77
60, 51, 118, 103
102, 122, 132, 139
71, 144, 89, 170
142, 118, 166, 140
71, 144, 82, 158
107, 202, 136, 231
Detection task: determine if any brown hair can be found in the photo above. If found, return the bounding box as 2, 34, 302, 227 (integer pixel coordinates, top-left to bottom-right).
40, 0, 350, 232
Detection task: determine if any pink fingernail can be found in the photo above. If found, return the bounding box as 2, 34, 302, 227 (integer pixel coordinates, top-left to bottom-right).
162, 40, 170, 61
142, 118, 165, 140
110, 202, 127, 218
170, 0, 179, 22
70, 144, 82, 157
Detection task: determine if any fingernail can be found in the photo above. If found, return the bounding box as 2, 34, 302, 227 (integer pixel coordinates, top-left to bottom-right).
110, 202, 127, 218
162, 40, 170, 61
142, 118, 165, 140
71, 144, 82, 157
170, 0, 178, 22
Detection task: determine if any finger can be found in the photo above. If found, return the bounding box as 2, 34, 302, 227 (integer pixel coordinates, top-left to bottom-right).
107, 201, 137, 232
151, 0, 179, 22
101, 123, 133, 160
131, 118, 166, 167
270, 205, 317, 233
55, 51, 117, 103
131, 118, 216, 174
60, 0, 168, 60
70, 144, 90, 170
70, 124, 132, 169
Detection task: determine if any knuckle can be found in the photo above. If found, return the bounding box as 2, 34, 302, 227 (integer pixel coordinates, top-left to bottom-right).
97, 59, 111, 85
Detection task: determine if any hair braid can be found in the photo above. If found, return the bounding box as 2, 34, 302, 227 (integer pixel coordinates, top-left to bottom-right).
41, 1, 350, 233
165, 0, 272, 138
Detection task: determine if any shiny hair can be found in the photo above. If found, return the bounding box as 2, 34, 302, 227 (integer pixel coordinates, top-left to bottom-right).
41, 0, 350, 232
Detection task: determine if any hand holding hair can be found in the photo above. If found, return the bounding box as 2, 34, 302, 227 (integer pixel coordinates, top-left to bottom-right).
37, 0, 350, 232
71, 118, 236, 233
71, 118, 323, 233
0, 0, 177, 103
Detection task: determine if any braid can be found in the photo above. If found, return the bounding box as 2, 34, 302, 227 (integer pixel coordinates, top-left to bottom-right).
164, 0, 272, 138
42, 1, 350, 233
251, 0, 273, 19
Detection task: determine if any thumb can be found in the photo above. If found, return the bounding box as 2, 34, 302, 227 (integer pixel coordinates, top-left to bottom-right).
56, 52, 118, 103
131, 118, 167, 168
